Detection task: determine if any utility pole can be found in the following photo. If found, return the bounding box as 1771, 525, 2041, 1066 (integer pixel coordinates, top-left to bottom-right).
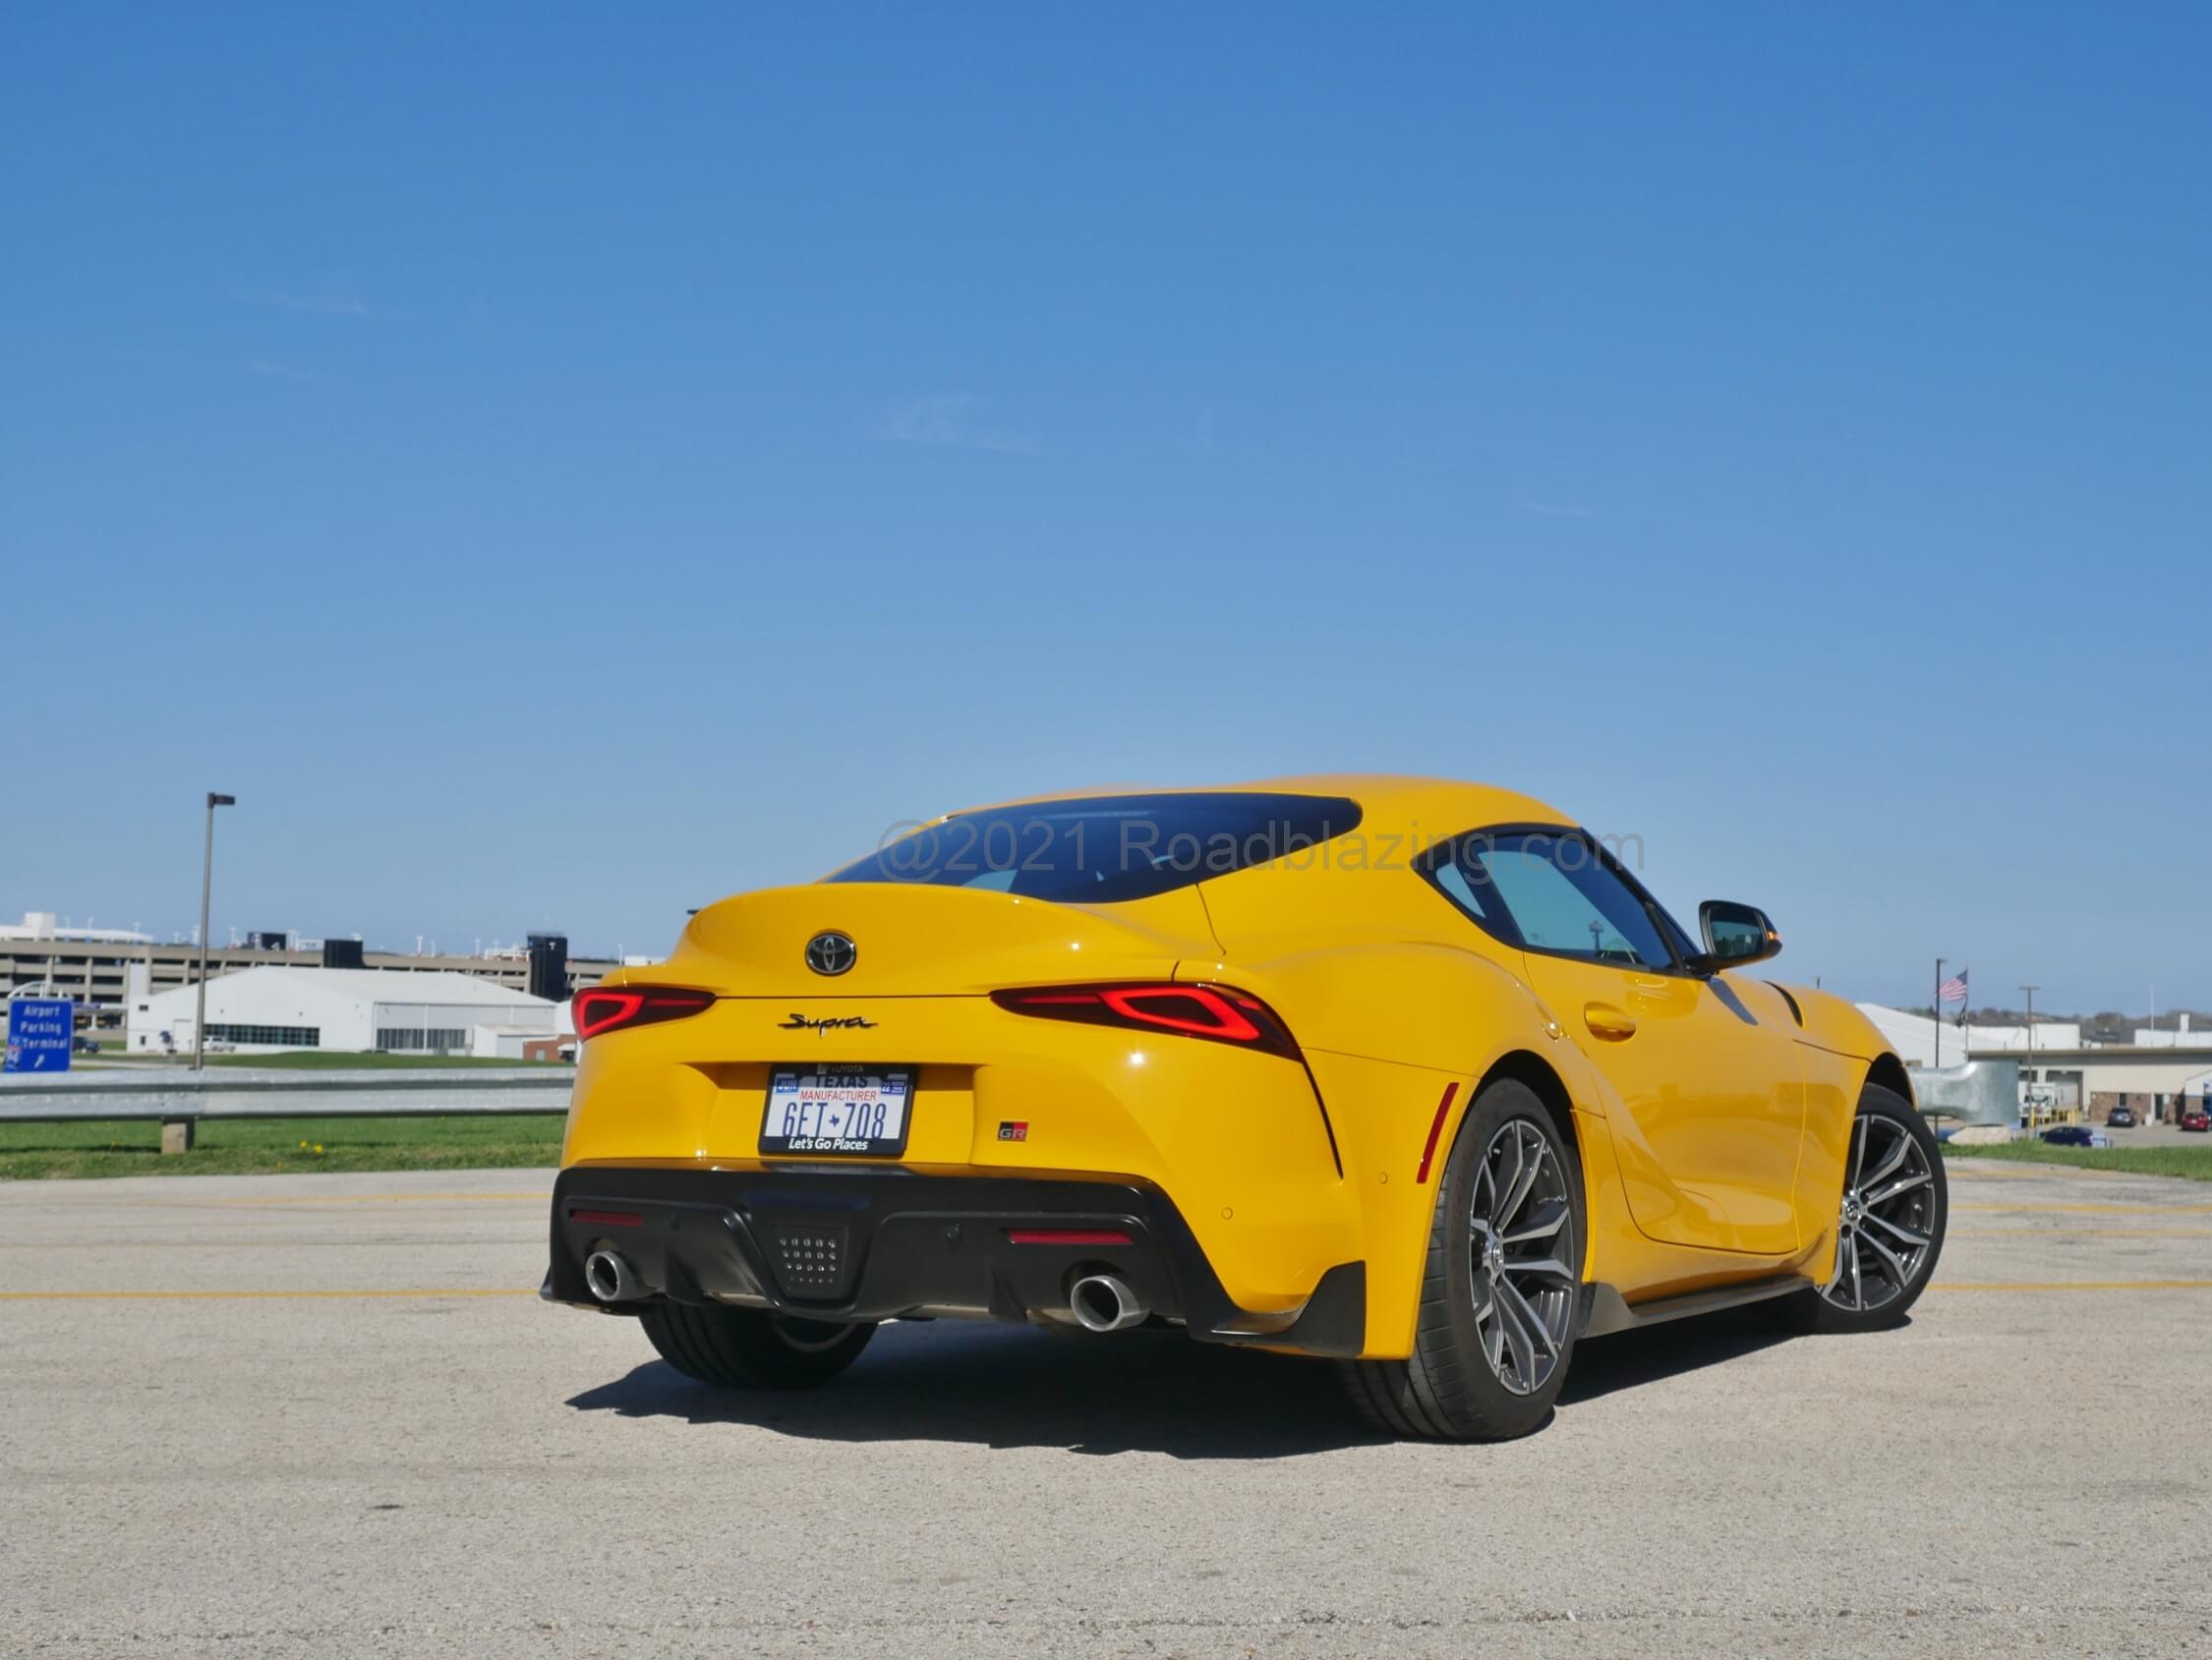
193, 793, 237, 1073
1934, 958, 1945, 1071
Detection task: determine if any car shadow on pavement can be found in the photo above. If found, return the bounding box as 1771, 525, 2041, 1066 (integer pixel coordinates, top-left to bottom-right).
566, 1317, 1386, 1458
567, 1303, 1835, 1454
1555, 1304, 1822, 1406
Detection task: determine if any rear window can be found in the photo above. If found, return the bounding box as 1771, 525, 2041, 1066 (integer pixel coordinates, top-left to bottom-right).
825, 791, 1364, 904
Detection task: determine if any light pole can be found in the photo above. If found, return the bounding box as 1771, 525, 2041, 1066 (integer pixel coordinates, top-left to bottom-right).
2020, 984, 2039, 1124
193, 793, 237, 1072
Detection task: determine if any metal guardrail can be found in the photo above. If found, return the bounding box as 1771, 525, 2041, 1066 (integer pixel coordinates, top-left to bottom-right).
0, 1066, 574, 1124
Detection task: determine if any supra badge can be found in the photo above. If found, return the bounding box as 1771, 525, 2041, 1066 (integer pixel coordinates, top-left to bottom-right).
780, 1012, 875, 1034
997, 1120, 1028, 1142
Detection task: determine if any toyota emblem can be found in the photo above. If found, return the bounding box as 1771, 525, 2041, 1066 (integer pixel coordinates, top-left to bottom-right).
805, 931, 858, 977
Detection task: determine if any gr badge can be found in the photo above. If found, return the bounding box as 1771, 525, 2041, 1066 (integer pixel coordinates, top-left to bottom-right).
997, 1120, 1028, 1142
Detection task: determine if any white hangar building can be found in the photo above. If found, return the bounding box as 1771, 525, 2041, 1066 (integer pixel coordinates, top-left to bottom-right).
128, 966, 563, 1058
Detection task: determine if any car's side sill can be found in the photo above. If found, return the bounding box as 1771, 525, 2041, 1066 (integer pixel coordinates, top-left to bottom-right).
1580, 1273, 1811, 1341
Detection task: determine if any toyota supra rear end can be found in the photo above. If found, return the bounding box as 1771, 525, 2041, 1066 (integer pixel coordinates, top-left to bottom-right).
549, 776, 1944, 1440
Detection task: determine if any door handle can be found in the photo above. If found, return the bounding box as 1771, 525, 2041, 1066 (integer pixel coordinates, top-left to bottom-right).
1583, 1002, 1638, 1041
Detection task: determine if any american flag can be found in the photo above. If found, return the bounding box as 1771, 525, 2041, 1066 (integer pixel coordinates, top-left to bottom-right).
1939, 967, 1969, 1005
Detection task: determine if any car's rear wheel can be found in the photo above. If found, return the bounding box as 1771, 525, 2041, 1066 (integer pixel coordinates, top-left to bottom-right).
1339, 1078, 1585, 1442
640, 1303, 876, 1389
1779, 1082, 1946, 1333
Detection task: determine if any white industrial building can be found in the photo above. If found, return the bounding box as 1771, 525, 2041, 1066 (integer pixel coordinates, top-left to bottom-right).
1859, 1002, 2211, 1124
2130, 1015, 2207, 1048
1855, 1004, 2082, 1068
127, 966, 567, 1059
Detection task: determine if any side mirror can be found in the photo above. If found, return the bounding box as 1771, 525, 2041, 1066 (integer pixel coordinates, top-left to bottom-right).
1694, 899, 1781, 971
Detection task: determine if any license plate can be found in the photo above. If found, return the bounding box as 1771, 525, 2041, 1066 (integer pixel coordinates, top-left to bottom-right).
760, 1063, 915, 1157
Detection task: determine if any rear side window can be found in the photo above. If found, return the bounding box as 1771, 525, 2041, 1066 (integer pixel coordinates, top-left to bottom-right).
826, 791, 1364, 904
1425, 829, 1676, 969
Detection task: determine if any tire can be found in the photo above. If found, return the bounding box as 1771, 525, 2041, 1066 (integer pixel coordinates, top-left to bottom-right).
1339, 1078, 1586, 1442
1778, 1081, 1947, 1334
640, 1303, 875, 1389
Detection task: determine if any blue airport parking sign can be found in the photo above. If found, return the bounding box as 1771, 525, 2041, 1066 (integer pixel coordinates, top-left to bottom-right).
5, 998, 75, 1072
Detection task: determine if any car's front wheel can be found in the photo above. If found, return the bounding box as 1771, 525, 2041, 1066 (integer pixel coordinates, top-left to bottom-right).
1780, 1082, 1947, 1333
1339, 1077, 1585, 1441
641, 1303, 876, 1389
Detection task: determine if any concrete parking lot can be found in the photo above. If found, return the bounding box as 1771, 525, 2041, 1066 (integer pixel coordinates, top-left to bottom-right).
3, 1160, 2208, 1659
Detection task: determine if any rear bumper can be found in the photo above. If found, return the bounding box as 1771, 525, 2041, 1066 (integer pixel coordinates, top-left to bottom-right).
546, 1162, 1366, 1357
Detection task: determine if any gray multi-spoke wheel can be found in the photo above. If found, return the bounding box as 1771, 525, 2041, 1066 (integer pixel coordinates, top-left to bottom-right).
1468, 1119, 1578, 1396
1782, 1081, 1946, 1334
1824, 1109, 1937, 1314
1340, 1077, 1586, 1441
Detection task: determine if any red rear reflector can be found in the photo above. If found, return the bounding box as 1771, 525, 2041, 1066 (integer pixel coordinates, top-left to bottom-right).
989, 982, 1300, 1059
1415, 1081, 1459, 1184
1004, 1229, 1135, 1247
573, 985, 716, 1041
569, 1208, 643, 1229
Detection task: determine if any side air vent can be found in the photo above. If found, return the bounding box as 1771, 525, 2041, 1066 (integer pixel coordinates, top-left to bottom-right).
1765, 982, 1804, 1026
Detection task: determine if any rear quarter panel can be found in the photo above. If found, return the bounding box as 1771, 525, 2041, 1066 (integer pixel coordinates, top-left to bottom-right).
1199, 859, 1853, 1350
1193, 857, 1642, 1354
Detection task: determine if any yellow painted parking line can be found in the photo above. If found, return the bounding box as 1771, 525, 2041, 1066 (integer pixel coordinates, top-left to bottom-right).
1949, 1167, 2206, 1181
0, 1288, 535, 1301
161, 1192, 544, 1209
1953, 1228, 2212, 1238
1951, 1202, 2212, 1215
0, 1238, 544, 1249
1946, 1165, 2076, 1175
11, 1281, 2206, 1301
1928, 1280, 2212, 1292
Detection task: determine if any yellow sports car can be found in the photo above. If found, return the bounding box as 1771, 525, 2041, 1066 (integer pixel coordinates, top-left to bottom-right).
548, 776, 1945, 1440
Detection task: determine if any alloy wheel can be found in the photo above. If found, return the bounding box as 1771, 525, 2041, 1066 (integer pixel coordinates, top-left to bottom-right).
1468, 1119, 1578, 1396
1822, 1112, 1937, 1314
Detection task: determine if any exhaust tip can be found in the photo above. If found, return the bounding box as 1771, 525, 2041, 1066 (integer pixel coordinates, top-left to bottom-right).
584, 1249, 645, 1303
1069, 1272, 1147, 1333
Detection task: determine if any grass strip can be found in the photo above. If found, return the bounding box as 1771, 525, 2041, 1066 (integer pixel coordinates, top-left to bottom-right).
1942, 1140, 2212, 1182
0, 1115, 565, 1179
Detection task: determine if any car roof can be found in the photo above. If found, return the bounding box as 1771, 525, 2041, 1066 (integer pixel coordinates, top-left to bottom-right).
939, 773, 1578, 838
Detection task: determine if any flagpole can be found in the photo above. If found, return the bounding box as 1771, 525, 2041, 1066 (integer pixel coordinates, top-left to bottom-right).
1934, 958, 1944, 1070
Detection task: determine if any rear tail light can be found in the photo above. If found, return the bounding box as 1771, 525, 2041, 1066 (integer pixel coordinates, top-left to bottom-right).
573, 985, 716, 1042
989, 982, 1301, 1059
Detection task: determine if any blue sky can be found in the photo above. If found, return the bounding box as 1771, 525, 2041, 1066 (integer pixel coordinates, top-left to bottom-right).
4, 5, 2207, 1011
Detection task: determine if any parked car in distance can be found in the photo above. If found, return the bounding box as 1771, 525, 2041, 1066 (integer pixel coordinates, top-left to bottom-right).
2040, 1125, 2095, 1147
2107, 1106, 2136, 1128
2181, 1108, 2211, 1133
70, 1035, 99, 1056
